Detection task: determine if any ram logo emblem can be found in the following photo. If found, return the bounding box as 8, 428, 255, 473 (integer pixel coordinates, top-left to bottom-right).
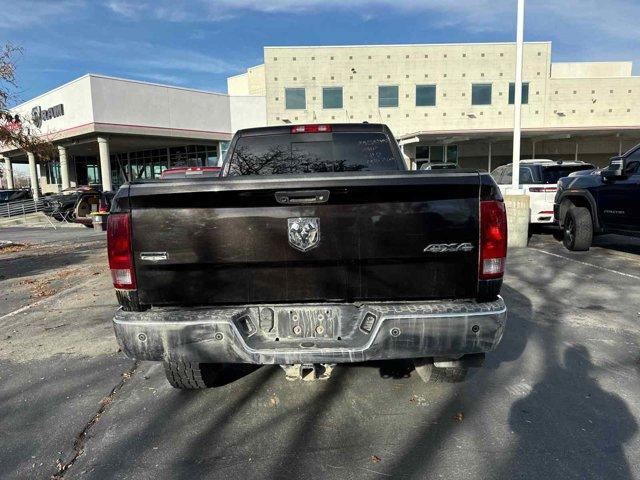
424, 243, 474, 253
288, 217, 320, 252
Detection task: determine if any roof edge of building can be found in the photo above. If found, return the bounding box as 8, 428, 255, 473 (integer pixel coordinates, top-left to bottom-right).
398, 125, 640, 140
264, 41, 553, 49
10, 73, 93, 111
10, 73, 236, 112
85, 74, 230, 97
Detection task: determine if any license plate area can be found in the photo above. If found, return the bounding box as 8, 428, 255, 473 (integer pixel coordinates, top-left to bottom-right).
279, 308, 337, 339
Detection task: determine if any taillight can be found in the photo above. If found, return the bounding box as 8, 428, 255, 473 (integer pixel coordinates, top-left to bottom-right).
480, 200, 508, 280
291, 124, 332, 134
107, 213, 136, 289
529, 187, 557, 193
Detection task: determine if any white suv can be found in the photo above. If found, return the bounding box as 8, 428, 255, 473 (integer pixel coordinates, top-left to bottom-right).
491, 159, 594, 224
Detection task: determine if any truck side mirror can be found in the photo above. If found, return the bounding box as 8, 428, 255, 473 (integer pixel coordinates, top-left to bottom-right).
601, 156, 627, 180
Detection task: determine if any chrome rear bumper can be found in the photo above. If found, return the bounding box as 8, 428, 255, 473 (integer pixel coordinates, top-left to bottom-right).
113, 297, 507, 364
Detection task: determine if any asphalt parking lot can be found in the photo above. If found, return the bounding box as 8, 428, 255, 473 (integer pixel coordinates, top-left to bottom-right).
1, 227, 638, 480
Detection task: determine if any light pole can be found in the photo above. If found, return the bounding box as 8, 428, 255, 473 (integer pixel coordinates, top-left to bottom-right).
511, 0, 525, 193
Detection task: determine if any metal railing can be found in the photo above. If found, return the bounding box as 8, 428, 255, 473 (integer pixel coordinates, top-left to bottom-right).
0, 198, 60, 228
0, 198, 47, 218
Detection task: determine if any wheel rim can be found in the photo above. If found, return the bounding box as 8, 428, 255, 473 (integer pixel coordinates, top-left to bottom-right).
565, 216, 575, 244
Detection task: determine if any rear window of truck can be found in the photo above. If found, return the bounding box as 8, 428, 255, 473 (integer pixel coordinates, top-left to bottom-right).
227, 132, 399, 176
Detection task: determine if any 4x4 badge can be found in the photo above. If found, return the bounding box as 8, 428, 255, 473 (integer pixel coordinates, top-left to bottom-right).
423, 243, 474, 253
288, 217, 320, 252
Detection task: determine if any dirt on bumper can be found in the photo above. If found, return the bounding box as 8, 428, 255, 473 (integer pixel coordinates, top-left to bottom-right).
113, 298, 507, 364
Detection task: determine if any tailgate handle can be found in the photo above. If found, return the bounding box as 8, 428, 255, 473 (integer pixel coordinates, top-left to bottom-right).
275, 190, 330, 205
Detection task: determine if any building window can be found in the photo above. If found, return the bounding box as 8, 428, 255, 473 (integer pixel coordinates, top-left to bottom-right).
219, 141, 230, 163
323, 87, 343, 109
87, 164, 100, 184
421, 145, 459, 163
472, 84, 492, 105
508, 82, 529, 104
45, 161, 61, 185
447, 145, 458, 162
416, 146, 429, 159
168, 145, 218, 169
378, 85, 399, 107
285, 88, 306, 109
416, 85, 436, 106
431, 146, 444, 162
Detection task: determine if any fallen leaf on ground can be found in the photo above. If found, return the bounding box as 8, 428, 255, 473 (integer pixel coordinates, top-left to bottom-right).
0, 243, 31, 254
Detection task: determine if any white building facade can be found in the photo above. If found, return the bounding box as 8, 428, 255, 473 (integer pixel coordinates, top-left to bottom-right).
229, 42, 640, 170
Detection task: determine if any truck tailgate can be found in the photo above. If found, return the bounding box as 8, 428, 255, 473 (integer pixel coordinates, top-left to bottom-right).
128, 172, 481, 306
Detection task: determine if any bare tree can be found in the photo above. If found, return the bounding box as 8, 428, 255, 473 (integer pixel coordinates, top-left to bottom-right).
0, 44, 55, 167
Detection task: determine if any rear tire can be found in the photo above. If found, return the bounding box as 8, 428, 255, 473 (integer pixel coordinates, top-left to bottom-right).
163, 360, 221, 389
562, 206, 592, 251
414, 358, 468, 383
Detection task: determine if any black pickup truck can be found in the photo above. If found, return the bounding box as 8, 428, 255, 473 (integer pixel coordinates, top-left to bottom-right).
107, 124, 508, 388
555, 144, 640, 251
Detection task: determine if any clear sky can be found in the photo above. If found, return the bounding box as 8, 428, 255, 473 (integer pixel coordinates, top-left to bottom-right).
1, 0, 639, 105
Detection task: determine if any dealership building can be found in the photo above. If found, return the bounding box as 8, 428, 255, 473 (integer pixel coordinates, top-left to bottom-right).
229, 41, 640, 170
2, 41, 640, 195
0, 74, 265, 196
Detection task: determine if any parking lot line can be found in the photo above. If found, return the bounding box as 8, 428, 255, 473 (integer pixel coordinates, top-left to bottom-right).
529, 248, 640, 280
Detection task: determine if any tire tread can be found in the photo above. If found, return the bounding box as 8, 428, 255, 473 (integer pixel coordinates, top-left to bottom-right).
163, 360, 208, 389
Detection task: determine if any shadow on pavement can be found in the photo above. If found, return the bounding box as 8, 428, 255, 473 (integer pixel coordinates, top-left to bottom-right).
593, 234, 640, 256
0, 354, 133, 480
0, 247, 101, 281
504, 344, 637, 479
493, 248, 639, 479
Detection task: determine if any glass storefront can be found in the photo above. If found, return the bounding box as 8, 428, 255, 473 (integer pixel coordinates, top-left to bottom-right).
129, 149, 169, 181
40, 143, 221, 190
110, 144, 219, 187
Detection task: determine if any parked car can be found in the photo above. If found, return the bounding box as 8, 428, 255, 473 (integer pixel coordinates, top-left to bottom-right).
555, 145, 640, 251
0, 189, 32, 203
159, 166, 221, 179
42, 187, 110, 227
491, 159, 594, 225
108, 123, 508, 389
